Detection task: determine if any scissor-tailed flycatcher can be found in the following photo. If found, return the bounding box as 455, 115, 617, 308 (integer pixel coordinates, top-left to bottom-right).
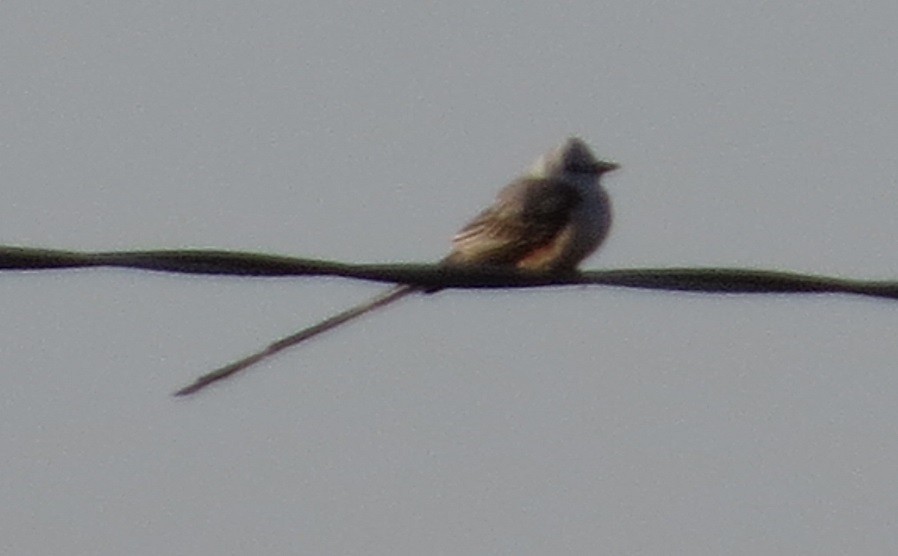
175, 137, 618, 395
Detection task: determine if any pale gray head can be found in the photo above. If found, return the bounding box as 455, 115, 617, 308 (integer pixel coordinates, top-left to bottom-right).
529, 137, 619, 179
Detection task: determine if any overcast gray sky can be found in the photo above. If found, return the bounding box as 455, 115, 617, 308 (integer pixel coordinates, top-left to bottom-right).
2, 2, 897, 554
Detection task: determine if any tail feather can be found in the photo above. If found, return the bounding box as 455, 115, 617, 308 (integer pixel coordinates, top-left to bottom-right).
174, 285, 417, 396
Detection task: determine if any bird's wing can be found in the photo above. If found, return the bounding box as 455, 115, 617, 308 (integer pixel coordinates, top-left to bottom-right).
444, 177, 582, 267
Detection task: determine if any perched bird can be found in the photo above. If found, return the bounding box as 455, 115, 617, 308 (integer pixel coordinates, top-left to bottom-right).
442, 137, 616, 271
175, 137, 618, 395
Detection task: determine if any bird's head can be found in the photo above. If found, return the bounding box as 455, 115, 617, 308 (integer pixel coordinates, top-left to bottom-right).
530, 137, 619, 178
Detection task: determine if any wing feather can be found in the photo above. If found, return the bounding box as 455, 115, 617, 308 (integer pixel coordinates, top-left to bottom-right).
443, 177, 582, 267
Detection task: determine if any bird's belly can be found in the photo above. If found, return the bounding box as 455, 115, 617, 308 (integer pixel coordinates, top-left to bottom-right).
517, 188, 611, 271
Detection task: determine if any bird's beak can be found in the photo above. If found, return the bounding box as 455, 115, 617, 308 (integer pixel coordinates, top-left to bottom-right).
595, 161, 620, 173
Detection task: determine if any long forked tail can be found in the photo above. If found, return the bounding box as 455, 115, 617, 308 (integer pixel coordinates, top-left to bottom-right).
173, 284, 418, 396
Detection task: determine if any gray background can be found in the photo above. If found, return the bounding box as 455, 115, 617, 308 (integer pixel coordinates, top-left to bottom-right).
2, 2, 897, 554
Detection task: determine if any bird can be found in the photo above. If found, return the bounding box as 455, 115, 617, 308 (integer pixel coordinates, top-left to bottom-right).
174, 137, 618, 395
